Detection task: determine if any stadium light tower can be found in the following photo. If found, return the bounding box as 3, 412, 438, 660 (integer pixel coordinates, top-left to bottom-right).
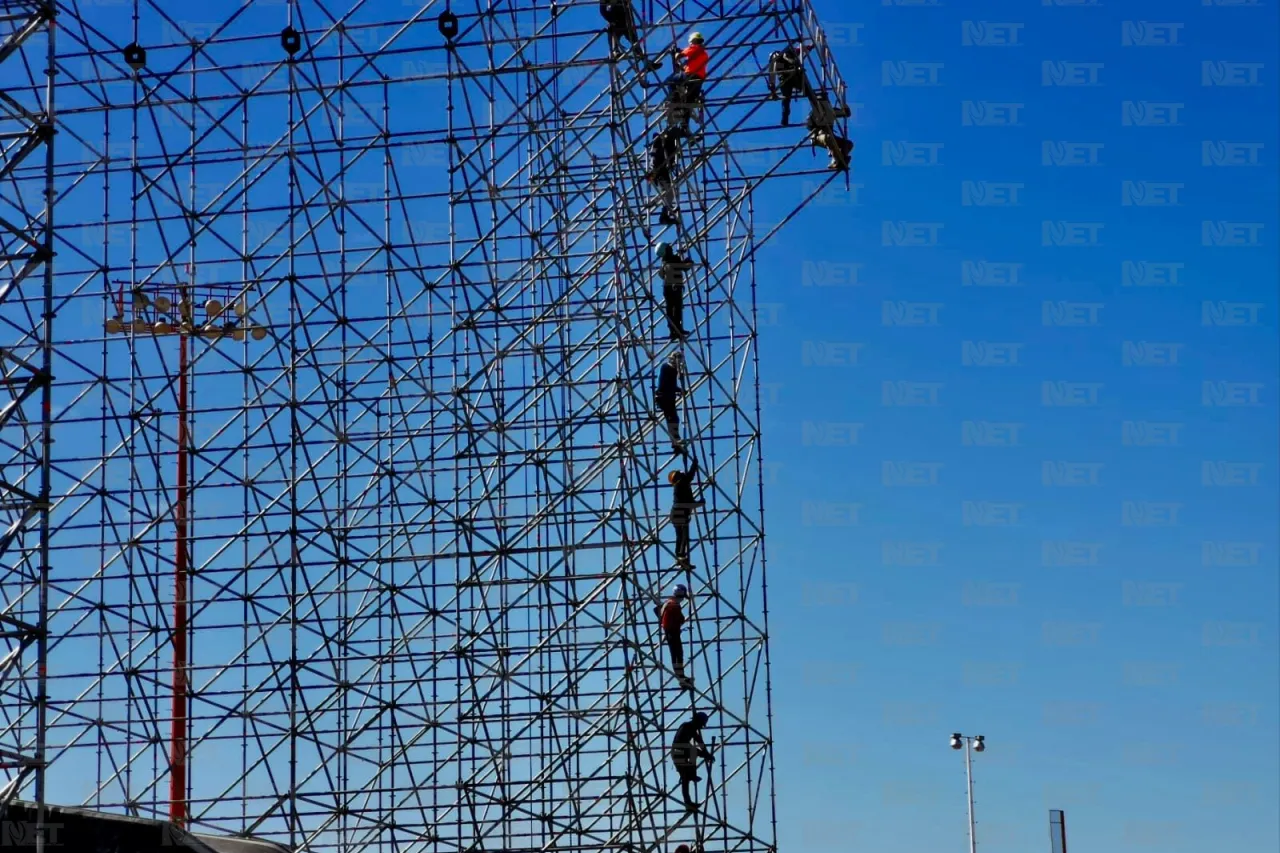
950, 732, 986, 853
105, 276, 266, 826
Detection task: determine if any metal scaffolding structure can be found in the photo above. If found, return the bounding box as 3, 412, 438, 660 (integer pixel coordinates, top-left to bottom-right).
0, 1, 850, 852
0, 2, 55, 847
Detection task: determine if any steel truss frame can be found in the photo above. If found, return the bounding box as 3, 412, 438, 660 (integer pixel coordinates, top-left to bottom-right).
0, 1, 849, 852
0, 2, 56, 851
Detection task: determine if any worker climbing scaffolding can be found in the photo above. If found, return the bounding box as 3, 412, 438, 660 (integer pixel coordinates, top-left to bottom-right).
599, 0, 641, 59
658, 584, 694, 689
668, 453, 704, 567
656, 241, 694, 340
666, 31, 709, 131
654, 351, 687, 453
671, 711, 714, 810
806, 90, 855, 171
765, 42, 811, 126
647, 126, 690, 226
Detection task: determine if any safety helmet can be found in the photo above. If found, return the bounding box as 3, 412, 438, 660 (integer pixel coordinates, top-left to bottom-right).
675, 846, 691, 853
688, 31, 704, 45
693, 711, 709, 725
654, 240, 671, 259
667, 350, 683, 367
673, 584, 688, 598
668, 470, 679, 484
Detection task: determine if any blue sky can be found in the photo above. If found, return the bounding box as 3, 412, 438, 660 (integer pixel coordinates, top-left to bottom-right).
757, 2, 1279, 852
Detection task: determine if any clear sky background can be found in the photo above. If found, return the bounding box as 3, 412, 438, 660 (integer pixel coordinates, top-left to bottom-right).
756, 2, 1279, 852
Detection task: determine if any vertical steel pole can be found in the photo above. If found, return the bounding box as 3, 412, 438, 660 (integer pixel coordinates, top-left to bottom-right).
34, 6, 57, 853
170, 324, 189, 827
965, 739, 977, 853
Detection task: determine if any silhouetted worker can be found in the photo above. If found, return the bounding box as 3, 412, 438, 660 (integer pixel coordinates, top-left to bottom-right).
654, 350, 685, 452
670, 711, 713, 810
806, 91, 854, 171
766, 42, 810, 125
666, 32, 709, 129
668, 453, 704, 565
599, 0, 640, 58
659, 584, 693, 688
647, 126, 688, 225
656, 241, 694, 339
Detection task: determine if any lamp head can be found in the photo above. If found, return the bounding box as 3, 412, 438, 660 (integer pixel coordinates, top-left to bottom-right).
973, 735, 985, 752
950, 733, 962, 750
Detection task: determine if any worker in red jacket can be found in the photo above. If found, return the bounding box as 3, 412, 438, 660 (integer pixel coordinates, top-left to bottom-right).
667, 32, 709, 130
659, 584, 694, 689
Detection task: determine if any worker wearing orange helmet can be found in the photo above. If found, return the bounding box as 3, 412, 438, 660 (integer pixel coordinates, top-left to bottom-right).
668, 453, 704, 566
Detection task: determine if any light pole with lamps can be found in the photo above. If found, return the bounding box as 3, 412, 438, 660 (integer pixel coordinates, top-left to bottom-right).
950, 732, 985, 853
106, 276, 267, 826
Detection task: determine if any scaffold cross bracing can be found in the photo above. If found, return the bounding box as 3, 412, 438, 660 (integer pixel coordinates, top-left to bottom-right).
0, 1, 851, 851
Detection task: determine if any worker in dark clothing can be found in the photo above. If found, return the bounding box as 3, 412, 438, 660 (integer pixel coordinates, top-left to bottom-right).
647, 127, 688, 226
766, 43, 810, 126
806, 91, 854, 171
666, 32, 709, 130
671, 711, 713, 810
654, 350, 685, 452
668, 453, 704, 565
656, 241, 694, 339
599, 0, 640, 59
659, 584, 693, 688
